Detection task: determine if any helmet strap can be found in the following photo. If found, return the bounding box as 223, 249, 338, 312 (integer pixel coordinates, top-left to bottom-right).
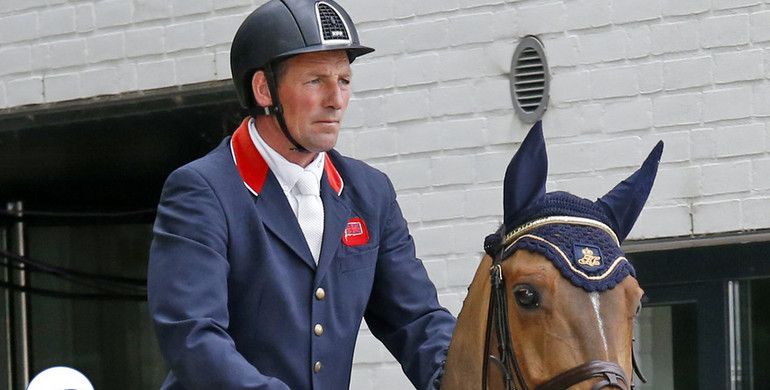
260, 63, 311, 154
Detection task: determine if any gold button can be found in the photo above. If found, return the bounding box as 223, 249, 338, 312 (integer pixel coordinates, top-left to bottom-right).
315, 288, 326, 300
314, 324, 324, 336
314, 361, 322, 373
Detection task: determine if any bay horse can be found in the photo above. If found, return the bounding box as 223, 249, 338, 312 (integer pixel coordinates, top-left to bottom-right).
441, 122, 662, 390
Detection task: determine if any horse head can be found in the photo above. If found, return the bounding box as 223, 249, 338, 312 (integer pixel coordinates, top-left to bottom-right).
442, 122, 662, 390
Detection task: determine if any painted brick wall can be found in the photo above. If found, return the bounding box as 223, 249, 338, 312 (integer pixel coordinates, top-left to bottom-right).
2, 0, 769, 388
0, 0, 257, 106
341, 1, 769, 384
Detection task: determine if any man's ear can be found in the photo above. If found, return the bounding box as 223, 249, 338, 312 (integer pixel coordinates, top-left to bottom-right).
251, 70, 273, 108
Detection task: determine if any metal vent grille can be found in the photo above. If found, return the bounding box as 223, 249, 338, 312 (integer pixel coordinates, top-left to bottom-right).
316, 2, 350, 42
510, 36, 549, 123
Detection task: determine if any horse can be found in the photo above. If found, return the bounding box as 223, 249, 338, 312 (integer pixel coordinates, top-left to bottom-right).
441, 121, 663, 390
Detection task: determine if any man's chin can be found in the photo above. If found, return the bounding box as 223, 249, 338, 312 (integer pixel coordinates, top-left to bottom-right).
304, 137, 338, 153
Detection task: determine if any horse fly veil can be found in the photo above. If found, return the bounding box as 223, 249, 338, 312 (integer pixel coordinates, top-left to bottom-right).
484, 121, 664, 292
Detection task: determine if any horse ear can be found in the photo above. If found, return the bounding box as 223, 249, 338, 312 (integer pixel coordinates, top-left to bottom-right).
504, 121, 548, 230
598, 141, 664, 243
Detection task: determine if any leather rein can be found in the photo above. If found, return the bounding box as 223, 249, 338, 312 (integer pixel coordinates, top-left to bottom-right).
481, 234, 646, 390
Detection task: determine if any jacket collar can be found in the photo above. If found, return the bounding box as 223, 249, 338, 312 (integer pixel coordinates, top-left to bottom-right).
230, 118, 343, 197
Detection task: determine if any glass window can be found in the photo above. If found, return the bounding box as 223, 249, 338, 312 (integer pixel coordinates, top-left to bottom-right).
635, 303, 698, 389
750, 279, 770, 386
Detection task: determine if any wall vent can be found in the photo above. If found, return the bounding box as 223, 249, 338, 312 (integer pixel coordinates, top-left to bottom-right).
509, 36, 549, 123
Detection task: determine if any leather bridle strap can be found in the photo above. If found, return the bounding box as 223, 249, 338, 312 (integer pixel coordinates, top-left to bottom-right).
632, 340, 647, 387
481, 252, 642, 390
481, 228, 645, 390
483, 262, 528, 390
533, 360, 629, 390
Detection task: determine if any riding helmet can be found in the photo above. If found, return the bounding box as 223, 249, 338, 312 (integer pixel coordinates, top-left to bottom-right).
230, 0, 375, 111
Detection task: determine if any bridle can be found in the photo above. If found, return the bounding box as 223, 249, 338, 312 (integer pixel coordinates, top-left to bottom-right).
481, 218, 647, 390
482, 259, 634, 390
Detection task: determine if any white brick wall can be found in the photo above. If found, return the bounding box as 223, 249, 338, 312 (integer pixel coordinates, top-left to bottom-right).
2, 0, 770, 389
0, 0, 260, 105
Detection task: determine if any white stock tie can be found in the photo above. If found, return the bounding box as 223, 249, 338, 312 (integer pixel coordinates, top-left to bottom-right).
295, 171, 324, 263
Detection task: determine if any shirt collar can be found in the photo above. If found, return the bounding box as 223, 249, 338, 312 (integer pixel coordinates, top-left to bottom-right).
230, 118, 343, 197
248, 118, 325, 194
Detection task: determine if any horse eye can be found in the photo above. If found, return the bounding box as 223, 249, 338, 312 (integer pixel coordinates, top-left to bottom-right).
513, 285, 540, 309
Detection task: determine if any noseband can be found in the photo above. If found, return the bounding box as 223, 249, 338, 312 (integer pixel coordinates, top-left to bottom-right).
481, 220, 646, 390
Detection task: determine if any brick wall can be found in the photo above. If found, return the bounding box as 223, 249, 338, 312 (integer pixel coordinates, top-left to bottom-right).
2, 0, 769, 388
0, 0, 254, 106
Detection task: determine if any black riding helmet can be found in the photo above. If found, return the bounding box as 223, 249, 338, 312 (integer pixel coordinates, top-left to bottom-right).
230, 0, 374, 152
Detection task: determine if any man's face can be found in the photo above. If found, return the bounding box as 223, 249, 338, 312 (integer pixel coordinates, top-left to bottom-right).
277, 50, 352, 153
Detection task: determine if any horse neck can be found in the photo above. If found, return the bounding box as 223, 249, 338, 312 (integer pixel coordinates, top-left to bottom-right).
441, 255, 494, 390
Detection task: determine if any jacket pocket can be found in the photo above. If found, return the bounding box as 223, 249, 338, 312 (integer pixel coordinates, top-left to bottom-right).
338, 244, 379, 273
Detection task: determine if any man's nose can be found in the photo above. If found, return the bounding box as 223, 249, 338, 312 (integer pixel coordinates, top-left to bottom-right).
325, 83, 347, 109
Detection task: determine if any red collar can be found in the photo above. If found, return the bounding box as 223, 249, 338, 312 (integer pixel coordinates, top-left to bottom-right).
230, 118, 343, 196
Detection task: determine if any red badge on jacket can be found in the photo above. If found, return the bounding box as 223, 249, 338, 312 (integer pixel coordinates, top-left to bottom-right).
342, 218, 369, 246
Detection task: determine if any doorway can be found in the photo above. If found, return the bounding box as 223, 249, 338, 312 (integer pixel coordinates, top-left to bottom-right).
629, 239, 770, 389
0, 81, 246, 390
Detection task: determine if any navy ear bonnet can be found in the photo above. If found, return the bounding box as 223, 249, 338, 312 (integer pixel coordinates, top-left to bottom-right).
485, 121, 663, 292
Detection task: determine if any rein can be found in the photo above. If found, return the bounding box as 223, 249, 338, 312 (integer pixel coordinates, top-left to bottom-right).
481, 226, 645, 390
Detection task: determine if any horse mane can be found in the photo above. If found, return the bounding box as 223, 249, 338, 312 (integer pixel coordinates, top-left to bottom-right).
441, 254, 493, 390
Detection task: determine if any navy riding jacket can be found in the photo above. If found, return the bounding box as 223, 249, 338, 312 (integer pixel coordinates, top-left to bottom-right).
148, 120, 456, 390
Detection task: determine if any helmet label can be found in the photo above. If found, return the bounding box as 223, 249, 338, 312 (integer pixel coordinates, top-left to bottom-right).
316, 2, 352, 44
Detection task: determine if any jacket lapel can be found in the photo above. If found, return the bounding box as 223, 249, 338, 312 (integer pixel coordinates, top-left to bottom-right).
315, 176, 352, 279
230, 119, 313, 268
256, 173, 317, 269
231, 118, 351, 272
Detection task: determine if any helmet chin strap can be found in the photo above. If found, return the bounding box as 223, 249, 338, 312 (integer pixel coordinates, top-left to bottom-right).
258, 63, 311, 154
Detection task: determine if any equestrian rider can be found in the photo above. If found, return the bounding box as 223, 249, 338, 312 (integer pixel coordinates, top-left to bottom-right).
147, 1, 457, 389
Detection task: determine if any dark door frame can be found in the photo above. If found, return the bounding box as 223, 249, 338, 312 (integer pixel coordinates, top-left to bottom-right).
0, 80, 246, 214
628, 238, 770, 389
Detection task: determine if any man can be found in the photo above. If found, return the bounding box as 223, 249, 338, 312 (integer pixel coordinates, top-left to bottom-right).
147, 1, 457, 389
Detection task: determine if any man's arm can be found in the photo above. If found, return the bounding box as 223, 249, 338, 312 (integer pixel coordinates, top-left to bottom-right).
148, 166, 290, 390
363, 175, 457, 390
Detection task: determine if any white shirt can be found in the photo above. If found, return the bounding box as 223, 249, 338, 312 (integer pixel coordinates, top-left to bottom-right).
247, 118, 325, 217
